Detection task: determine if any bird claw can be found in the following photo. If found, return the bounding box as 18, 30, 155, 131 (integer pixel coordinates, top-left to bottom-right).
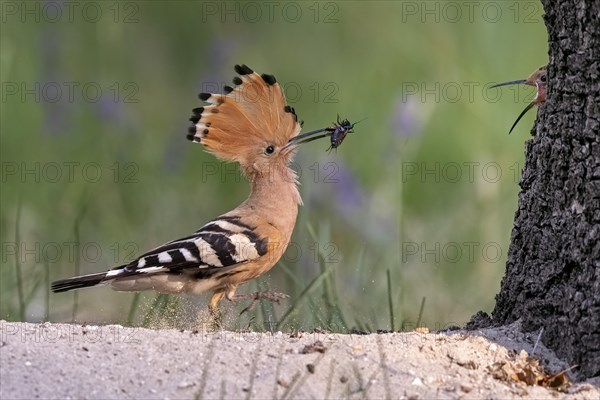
229, 291, 290, 315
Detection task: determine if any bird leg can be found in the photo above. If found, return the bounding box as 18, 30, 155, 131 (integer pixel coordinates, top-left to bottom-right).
227, 291, 290, 315
206, 290, 227, 329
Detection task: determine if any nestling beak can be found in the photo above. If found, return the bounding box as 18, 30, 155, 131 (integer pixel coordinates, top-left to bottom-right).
508, 102, 536, 134
491, 76, 537, 134
490, 79, 530, 89
491, 66, 547, 134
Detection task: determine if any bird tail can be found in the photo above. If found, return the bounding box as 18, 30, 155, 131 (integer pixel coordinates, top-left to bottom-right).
51, 272, 109, 293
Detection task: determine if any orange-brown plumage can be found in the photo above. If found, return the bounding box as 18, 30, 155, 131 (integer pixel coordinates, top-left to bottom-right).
52, 64, 330, 316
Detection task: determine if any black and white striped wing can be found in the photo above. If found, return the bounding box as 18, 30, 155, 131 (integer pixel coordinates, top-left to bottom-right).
107, 216, 269, 279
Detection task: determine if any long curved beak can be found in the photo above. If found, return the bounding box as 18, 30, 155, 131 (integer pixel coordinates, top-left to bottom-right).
285, 127, 331, 149
490, 79, 528, 88
508, 102, 535, 134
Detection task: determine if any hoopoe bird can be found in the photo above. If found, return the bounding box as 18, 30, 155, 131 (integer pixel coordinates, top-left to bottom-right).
491, 65, 547, 134
52, 64, 340, 315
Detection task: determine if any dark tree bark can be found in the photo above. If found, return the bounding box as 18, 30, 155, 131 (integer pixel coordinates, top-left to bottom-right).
484, 0, 599, 380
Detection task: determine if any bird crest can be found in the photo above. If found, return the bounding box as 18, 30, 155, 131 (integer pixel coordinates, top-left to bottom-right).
187, 64, 302, 171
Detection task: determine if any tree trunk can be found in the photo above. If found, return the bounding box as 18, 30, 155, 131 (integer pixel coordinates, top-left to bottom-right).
484, 0, 599, 380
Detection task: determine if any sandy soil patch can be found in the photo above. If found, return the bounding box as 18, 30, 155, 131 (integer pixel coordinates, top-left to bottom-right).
1, 321, 598, 399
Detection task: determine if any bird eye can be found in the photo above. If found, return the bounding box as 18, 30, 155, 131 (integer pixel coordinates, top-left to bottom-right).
540, 74, 547, 82
265, 145, 275, 154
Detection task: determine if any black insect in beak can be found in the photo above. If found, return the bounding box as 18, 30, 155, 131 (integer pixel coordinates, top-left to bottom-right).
287, 116, 359, 151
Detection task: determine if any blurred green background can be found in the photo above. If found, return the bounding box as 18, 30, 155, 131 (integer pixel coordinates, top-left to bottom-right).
1, 1, 547, 331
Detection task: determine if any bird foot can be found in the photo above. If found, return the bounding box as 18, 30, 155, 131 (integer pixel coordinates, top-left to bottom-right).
228, 291, 290, 315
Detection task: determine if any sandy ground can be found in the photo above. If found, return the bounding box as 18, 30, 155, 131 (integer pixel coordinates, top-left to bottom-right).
1, 320, 598, 399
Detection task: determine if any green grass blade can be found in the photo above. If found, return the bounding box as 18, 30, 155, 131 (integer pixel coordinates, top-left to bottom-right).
387, 269, 395, 331
416, 296, 426, 328
14, 198, 25, 321
277, 263, 334, 329
70, 195, 88, 322
44, 260, 50, 321
142, 293, 165, 327
278, 261, 304, 288
257, 279, 275, 331
71, 217, 81, 322
24, 272, 42, 309
278, 260, 325, 329
126, 293, 142, 325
